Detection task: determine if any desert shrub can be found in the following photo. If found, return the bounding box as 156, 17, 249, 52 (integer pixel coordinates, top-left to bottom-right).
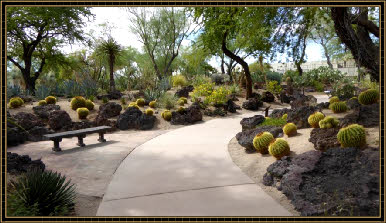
211, 73, 226, 85
45, 96, 57, 104
102, 97, 109, 104
258, 117, 287, 127
70, 96, 86, 110
228, 84, 240, 95
145, 108, 154, 116
332, 78, 356, 100
282, 70, 299, 81
158, 93, 177, 110
191, 75, 212, 87
266, 81, 283, 96
9, 97, 24, 108
85, 100, 94, 110
304, 66, 344, 84
268, 138, 290, 159
172, 75, 188, 88
204, 86, 231, 106
76, 108, 89, 119
266, 71, 282, 83
337, 124, 366, 148
191, 82, 215, 102
38, 100, 47, 106
253, 132, 274, 154
358, 89, 379, 105
313, 80, 324, 92
7, 168, 75, 216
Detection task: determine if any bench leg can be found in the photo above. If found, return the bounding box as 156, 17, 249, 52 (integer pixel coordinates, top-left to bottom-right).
77, 135, 86, 147
98, 132, 106, 142
52, 139, 62, 152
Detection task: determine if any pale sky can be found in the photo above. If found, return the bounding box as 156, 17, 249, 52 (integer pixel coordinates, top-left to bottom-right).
63, 7, 324, 69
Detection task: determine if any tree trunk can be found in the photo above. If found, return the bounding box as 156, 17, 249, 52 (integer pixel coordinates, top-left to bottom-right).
109, 55, 116, 92
295, 62, 303, 77
221, 55, 225, 75
222, 32, 252, 99
331, 7, 379, 81
320, 39, 333, 69
259, 56, 267, 84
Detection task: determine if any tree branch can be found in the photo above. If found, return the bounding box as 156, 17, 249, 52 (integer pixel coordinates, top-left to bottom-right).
351, 15, 379, 37
7, 56, 24, 72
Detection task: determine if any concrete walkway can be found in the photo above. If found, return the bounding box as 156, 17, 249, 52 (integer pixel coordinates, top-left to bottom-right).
97, 112, 292, 216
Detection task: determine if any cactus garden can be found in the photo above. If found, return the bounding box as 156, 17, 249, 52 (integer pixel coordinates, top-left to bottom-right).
5, 5, 381, 219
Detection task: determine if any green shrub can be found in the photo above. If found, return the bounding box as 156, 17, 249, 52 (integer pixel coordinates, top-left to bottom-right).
102, 97, 109, 104
358, 89, 379, 105
88, 95, 95, 102
211, 73, 226, 85
7, 168, 75, 216
258, 117, 287, 127
172, 75, 188, 87
268, 138, 290, 160
191, 82, 215, 103
313, 80, 324, 92
337, 124, 366, 148
266, 71, 282, 83
253, 132, 274, 154
308, 112, 325, 128
228, 84, 240, 95
85, 100, 94, 110
149, 101, 157, 108
204, 86, 231, 106
9, 97, 24, 108
38, 100, 47, 106
304, 66, 344, 84
136, 98, 145, 107
161, 110, 172, 121
192, 75, 212, 87
332, 78, 356, 100
266, 81, 282, 96
144, 88, 164, 102
145, 108, 154, 116
45, 96, 57, 104
70, 96, 86, 110
283, 123, 297, 136
330, 102, 348, 113
76, 107, 89, 119
158, 93, 177, 110
319, 116, 339, 129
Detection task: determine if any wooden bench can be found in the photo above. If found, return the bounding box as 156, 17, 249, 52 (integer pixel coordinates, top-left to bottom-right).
43, 126, 112, 152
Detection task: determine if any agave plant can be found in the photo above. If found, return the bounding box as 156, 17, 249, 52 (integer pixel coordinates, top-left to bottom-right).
8, 168, 76, 216
81, 78, 98, 99
35, 85, 51, 100
7, 85, 22, 99
144, 88, 164, 102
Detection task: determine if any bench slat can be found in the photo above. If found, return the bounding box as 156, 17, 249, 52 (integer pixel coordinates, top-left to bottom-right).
44, 126, 111, 139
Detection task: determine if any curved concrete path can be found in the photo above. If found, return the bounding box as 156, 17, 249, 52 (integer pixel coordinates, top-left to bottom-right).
97, 112, 292, 216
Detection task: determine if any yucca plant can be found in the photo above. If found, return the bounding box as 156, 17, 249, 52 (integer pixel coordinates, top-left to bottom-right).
7, 168, 76, 216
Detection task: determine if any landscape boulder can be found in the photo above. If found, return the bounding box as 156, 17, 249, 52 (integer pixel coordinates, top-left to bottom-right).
94, 115, 117, 131
240, 115, 265, 131
27, 126, 53, 142
263, 147, 379, 216
346, 98, 361, 109
242, 98, 263, 111
269, 108, 291, 119
13, 112, 45, 130
287, 106, 318, 128
171, 104, 203, 125
32, 104, 61, 119
72, 121, 95, 130
7, 152, 45, 174
235, 126, 283, 152
339, 103, 379, 128
308, 128, 340, 151
204, 107, 227, 117
175, 85, 194, 98
290, 94, 317, 109
116, 107, 156, 130
48, 110, 72, 131
98, 102, 122, 118
97, 90, 122, 100
261, 91, 275, 103
280, 92, 293, 104
224, 99, 240, 113
7, 126, 28, 147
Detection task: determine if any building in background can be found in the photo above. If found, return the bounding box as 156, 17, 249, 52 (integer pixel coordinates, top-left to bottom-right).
271, 59, 358, 76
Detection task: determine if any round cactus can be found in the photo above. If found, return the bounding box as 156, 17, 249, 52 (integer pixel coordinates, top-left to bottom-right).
161, 110, 172, 121
177, 99, 185, 106
9, 97, 24, 108
329, 96, 340, 104
337, 124, 366, 148
128, 102, 140, 110
145, 108, 154, 116
38, 100, 47, 106
330, 101, 348, 113
268, 138, 290, 160
308, 112, 325, 128
358, 89, 379, 105
283, 123, 297, 136
85, 99, 95, 110
76, 107, 89, 119
282, 113, 288, 120
149, 101, 156, 108
180, 97, 188, 103
319, 116, 339, 129
253, 132, 274, 154
177, 106, 185, 113
136, 98, 145, 107
71, 96, 86, 110
45, 96, 57, 104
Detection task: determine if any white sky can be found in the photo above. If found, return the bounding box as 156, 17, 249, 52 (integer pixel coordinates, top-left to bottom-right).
62, 7, 324, 69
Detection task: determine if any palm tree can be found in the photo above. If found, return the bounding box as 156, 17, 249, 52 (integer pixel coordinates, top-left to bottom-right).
96, 37, 122, 92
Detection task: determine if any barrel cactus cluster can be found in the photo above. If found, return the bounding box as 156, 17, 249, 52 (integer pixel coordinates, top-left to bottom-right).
308, 112, 325, 128
337, 124, 366, 148
85, 99, 95, 111
358, 89, 379, 105
268, 138, 291, 160
149, 101, 156, 108
76, 107, 89, 119
136, 98, 146, 107
329, 96, 340, 105
330, 101, 348, 113
9, 97, 24, 108
178, 97, 188, 106
71, 96, 86, 110
319, 116, 339, 129
145, 108, 154, 116
38, 100, 47, 106
45, 96, 57, 104
128, 102, 140, 110
283, 123, 297, 136
252, 132, 274, 154
161, 110, 172, 121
